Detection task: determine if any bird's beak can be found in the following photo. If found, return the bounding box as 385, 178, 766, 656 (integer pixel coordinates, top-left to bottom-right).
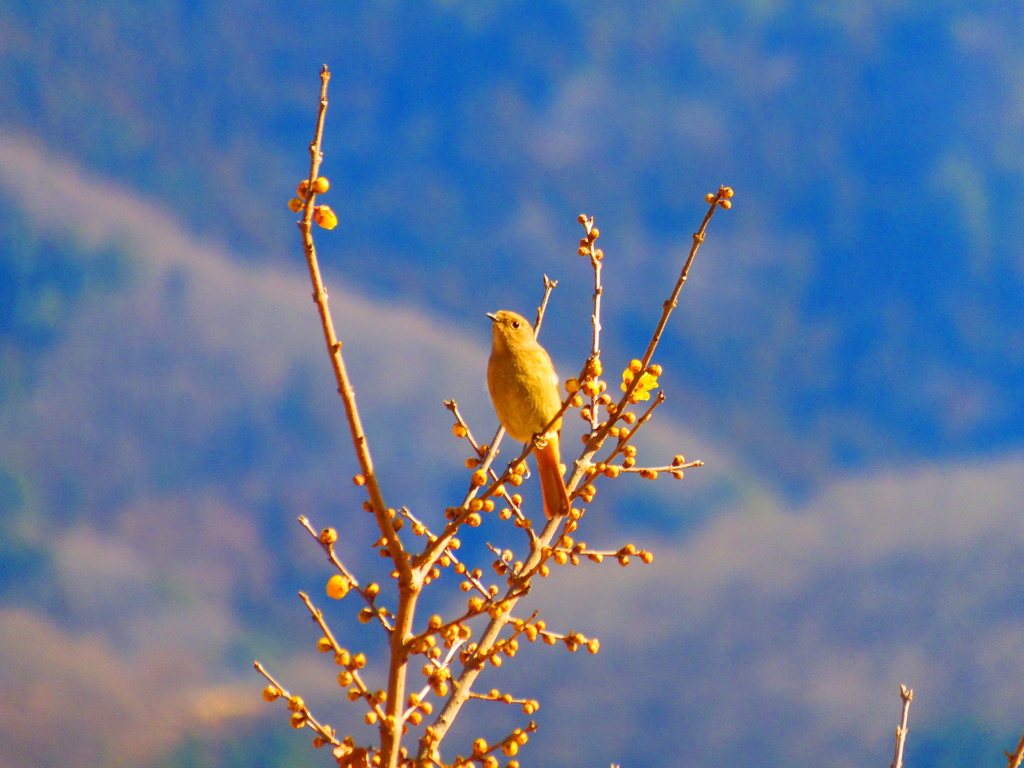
486, 313, 498, 323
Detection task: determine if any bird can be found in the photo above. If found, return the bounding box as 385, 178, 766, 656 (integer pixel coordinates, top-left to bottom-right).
486, 310, 571, 518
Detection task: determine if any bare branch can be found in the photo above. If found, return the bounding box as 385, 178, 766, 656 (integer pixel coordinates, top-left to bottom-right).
890, 684, 913, 768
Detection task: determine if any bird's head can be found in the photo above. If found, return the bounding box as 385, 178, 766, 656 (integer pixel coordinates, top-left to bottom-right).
487, 310, 535, 350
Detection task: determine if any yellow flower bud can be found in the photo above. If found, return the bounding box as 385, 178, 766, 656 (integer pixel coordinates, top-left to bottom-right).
326, 574, 350, 599
313, 205, 338, 230
319, 527, 338, 545
262, 686, 280, 702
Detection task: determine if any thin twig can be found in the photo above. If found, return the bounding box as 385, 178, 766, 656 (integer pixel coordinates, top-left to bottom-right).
890, 684, 913, 768
614, 460, 703, 474
254, 661, 341, 748
533, 275, 558, 336
578, 215, 605, 432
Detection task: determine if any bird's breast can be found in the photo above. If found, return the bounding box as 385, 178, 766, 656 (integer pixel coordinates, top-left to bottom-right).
487, 345, 562, 442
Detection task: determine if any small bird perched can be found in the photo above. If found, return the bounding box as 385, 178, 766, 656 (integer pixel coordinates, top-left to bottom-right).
487, 310, 571, 518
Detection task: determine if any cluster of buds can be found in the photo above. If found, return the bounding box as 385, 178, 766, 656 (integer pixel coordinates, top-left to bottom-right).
603, 450, 697, 483
516, 615, 599, 655
566, 356, 606, 402
491, 546, 531, 581
544, 533, 653, 568
465, 726, 534, 766
289, 176, 338, 229
444, 722, 538, 768
576, 214, 604, 260
262, 687, 318, 732
408, 625, 461, 662
472, 688, 540, 716
705, 185, 735, 209
330, 737, 373, 768
421, 662, 453, 697
639, 454, 690, 481
403, 692, 434, 726
327, 645, 386, 725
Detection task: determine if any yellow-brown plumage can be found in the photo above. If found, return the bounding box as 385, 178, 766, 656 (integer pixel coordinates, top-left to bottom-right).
487, 310, 570, 518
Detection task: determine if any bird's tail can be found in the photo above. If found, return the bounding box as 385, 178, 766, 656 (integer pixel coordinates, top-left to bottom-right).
534, 434, 570, 518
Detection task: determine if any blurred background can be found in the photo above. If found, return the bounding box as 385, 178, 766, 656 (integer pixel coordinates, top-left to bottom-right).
2, 2, 1024, 767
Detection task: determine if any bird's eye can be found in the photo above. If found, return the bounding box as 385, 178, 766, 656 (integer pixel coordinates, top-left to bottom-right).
511, 320, 520, 329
